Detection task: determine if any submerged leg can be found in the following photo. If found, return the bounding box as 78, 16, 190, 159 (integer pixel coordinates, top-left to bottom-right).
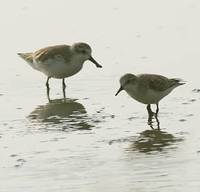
46, 77, 51, 101
62, 78, 66, 98
147, 104, 161, 130
147, 112, 154, 129
155, 114, 160, 130
147, 105, 160, 130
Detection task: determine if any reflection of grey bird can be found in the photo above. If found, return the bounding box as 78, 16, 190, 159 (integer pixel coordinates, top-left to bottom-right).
28, 99, 92, 130
128, 129, 183, 153
18, 42, 102, 100
116, 73, 185, 115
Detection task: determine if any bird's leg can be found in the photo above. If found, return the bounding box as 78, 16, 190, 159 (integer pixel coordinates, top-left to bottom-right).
147, 104, 154, 129
147, 112, 154, 130
46, 77, 51, 102
147, 104, 153, 116
62, 78, 66, 99
156, 103, 159, 115
155, 114, 160, 130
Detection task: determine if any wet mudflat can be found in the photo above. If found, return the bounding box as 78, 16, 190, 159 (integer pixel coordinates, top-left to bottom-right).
1, 1, 200, 192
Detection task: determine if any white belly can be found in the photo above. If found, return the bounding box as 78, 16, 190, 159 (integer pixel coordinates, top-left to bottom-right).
127, 86, 175, 104
33, 57, 83, 79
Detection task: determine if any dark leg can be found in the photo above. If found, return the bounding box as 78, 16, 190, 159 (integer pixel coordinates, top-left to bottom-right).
147, 104, 151, 111
147, 112, 154, 129
46, 77, 50, 89
62, 78, 66, 98
156, 103, 159, 115
147, 104, 153, 115
155, 114, 160, 130
147, 104, 153, 129
46, 77, 51, 101
147, 108, 160, 130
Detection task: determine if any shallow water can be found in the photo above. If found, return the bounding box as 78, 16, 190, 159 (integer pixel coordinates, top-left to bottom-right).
1, 0, 200, 191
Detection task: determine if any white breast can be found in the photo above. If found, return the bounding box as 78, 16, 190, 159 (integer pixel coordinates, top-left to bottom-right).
33, 55, 84, 79
126, 85, 176, 104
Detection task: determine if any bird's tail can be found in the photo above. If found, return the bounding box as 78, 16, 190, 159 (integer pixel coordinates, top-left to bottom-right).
17, 52, 33, 64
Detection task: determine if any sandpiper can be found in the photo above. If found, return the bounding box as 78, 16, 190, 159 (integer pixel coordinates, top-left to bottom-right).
115, 73, 185, 115
18, 42, 102, 100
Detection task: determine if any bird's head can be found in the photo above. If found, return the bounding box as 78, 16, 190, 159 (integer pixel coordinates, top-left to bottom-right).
71, 42, 102, 68
115, 73, 137, 96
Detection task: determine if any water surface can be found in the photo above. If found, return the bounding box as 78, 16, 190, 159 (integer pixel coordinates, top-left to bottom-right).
1, 0, 200, 191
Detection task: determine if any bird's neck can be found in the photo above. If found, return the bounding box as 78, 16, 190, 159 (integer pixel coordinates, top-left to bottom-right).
71, 55, 86, 66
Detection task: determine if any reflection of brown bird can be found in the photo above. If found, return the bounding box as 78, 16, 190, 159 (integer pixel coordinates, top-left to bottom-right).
116, 73, 185, 115
18, 42, 102, 100
28, 99, 92, 130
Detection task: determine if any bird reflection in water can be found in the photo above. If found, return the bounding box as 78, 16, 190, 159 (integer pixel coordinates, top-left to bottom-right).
128, 129, 183, 153
128, 115, 183, 153
28, 99, 92, 131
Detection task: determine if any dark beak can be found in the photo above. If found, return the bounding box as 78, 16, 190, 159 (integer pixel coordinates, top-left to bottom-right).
89, 56, 102, 68
115, 86, 123, 96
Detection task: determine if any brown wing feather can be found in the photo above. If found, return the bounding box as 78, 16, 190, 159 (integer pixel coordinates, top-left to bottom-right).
34, 45, 72, 63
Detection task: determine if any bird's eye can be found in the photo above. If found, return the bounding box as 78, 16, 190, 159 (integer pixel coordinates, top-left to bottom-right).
80, 50, 87, 54
127, 80, 130, 84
